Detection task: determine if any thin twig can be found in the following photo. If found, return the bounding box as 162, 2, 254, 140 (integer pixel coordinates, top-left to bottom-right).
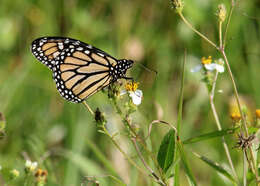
145, 120, 177, 140
112, 99, 157, 159
132, 138, 167, 186
209, 71, 238, 181
82, 101, 94, 115
243, 151, 247, 186
219, 21, 223, 49
102, 126, 147, 175
178, 12, 218, 50
221, 50, 259, 181
223, 0, 235, 47
111, 99, 168, 180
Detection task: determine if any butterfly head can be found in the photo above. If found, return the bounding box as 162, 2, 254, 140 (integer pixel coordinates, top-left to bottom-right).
111, 59, 134, 80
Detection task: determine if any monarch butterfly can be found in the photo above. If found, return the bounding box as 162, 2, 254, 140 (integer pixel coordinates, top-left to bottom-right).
31, 37, 134, 103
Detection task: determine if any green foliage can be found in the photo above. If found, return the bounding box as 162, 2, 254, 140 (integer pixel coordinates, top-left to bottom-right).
0, 0, 260, 185
157, 129, 175, 174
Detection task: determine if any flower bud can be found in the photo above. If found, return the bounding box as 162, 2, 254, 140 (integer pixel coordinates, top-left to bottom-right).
171, 0, 184, 13
217, 4, 226, 23
10, 169, 20, 180
256, 109, 260, 119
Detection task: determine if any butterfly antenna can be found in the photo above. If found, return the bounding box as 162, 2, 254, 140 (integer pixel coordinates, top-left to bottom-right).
137, 63, 158, 75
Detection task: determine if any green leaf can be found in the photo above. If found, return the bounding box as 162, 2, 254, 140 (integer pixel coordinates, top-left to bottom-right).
193, 152, 236, 184
157, 129, 176, 173
183, 128, 238, 144
177, 141, 197, 186
175, 49, 187, 186
248, 127, 259, 134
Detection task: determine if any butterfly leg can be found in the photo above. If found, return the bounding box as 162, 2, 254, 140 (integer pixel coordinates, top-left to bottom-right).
123, 76, 134, 82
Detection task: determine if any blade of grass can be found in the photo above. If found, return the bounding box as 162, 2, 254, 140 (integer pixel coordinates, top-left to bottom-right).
177, 140, 197, 186
192, 152, 236, 184
183, 127, 238, 145
174, 50, 186, 186
62, 149, 126, 185
85, 137, 119, 177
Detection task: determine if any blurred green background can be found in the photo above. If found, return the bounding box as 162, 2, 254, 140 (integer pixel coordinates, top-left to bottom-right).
0, 0, 260, 185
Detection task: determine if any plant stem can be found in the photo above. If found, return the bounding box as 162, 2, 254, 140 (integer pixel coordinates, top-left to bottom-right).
102, 126, 147, 175
132, 138, 167, 186
243, 151, 247, 186
82, 101, 94, 115
209, 72, 238, 182
82, 100, 147, 177
111, 99, 163, 177
223, 0, 235, 47
178, 12, 218, 50
221, 50, 259, 181
219, 21, 223, 49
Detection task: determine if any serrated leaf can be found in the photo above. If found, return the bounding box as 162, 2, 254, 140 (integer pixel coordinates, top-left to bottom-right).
183, 128, 238, 144
157, 129, 175, 173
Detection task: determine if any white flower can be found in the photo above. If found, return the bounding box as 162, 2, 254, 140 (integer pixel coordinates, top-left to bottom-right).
129, 90, 143, 105
121, 89, 143, 105
191, 57, 225, 73
25, 160, 38, 172
121, 82, 143, 106
204, 63, 224, 73
0, 165, 2, 171
191, 63, 225, 73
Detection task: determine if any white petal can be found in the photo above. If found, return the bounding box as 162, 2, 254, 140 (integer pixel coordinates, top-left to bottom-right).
190, 65, 202, 73
32, 162, 38, 169
25, 160, 32, 167
204, 63, 216, 71
215, 64, 225, 73
204, 63, 225, 73
129, 90, 143, 105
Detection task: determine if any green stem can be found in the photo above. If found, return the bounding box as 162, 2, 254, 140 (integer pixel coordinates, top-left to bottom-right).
243, 151, 247, 186
219, 21, 223, 49
209, 72, 238, 182
221, 50, 259, 182
102, 126, 147, 175
178, 12, 218, 50
112, 99, 163, 177
223, 0, 235, 47
132, 138, 167, 186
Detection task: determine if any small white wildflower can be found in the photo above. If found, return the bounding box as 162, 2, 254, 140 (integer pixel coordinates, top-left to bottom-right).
25, 160, 38, 173
191, 57, 225, 73
0, 165, 2, 171
129, 90, 143, 105
121, 82, 143, 105
204, 63, 225, 73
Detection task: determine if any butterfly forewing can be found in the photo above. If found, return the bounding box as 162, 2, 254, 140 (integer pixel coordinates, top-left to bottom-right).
31, 37, 133, 103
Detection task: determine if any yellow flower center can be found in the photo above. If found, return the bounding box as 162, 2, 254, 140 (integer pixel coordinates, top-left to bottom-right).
125, 82, 139, 92
201, 56, 212, 65
256, 109, 260, 119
